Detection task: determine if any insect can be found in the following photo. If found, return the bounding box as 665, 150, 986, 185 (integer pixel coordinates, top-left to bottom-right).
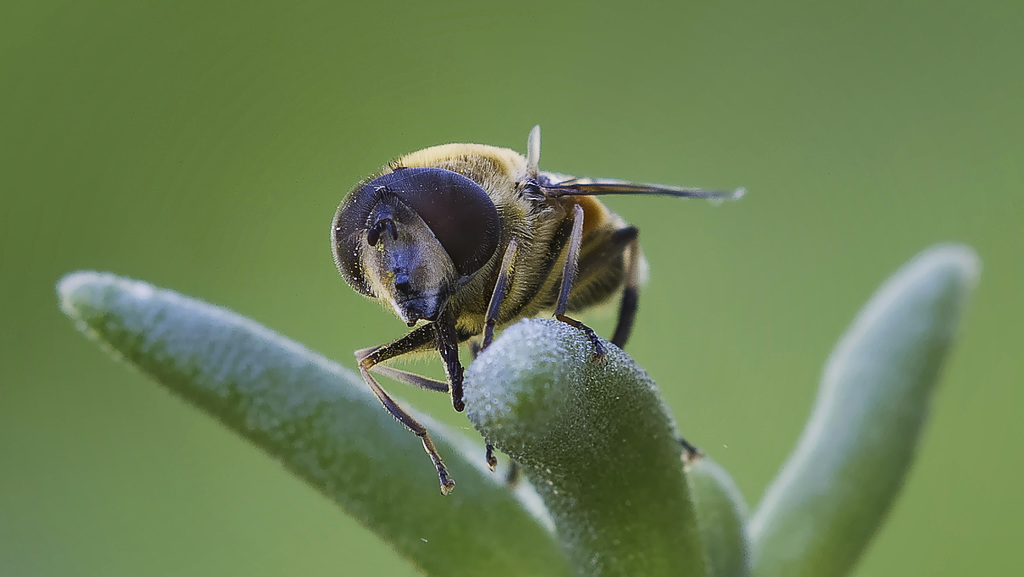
331, 126, 743, 494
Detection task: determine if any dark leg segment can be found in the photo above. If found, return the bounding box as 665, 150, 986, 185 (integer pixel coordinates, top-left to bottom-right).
482, 237, 520, 351
433, 309, 466, 412
486, 442, 521, 486
357, 325, 456, 494
355, 344, 450, 393
556, 204, 606, 358
679, 437, 703, 464
357, 324, 435, 367
368, 365, 450, 393
476, 238, 524, 473
611, 231, 642, 349
484, 443, 498, 471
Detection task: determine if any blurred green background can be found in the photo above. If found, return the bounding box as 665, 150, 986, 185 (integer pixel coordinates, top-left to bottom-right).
2, 1, 1020, 575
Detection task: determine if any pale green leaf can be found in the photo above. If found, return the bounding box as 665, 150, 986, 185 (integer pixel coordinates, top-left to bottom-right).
58, 271, 569, 577
748, 245, 980, 577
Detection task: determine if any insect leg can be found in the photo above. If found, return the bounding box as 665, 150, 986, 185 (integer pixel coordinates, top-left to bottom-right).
555, 204, 607, 358
357, 326, 456, 495
679, 437, 703, 463
433, 309, 466, 412
468, 239, 523, 473
611, 229, 641, 348
484, 443, 498, 471
482, 237, 520, 351
484, 441, 523, 483
354, 344, 450, 392
368, 365, 450, 393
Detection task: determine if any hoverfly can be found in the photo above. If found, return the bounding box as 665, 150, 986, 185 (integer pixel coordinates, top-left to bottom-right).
332, 126, 742, 494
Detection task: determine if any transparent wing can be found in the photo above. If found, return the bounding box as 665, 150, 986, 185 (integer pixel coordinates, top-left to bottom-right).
538, 172, 745, 202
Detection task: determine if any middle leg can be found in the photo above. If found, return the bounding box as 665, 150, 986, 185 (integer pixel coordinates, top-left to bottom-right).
555, 203, 606, 358
480, 237, 521, 471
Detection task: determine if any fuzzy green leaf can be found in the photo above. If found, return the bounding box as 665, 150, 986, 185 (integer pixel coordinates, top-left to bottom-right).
748, 244, 980, 577
688, 457, 751, 577
57, 271, 570, 577
464, 319, 708, 577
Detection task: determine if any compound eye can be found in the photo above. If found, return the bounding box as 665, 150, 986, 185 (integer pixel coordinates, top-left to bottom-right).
376, 167, 501, 277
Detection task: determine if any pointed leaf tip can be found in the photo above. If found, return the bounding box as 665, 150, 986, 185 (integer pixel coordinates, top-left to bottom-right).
749, 244, 980, 577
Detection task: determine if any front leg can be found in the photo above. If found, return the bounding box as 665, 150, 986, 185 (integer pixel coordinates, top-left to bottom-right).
357, 325, 456, 494
433, 308, 465, 412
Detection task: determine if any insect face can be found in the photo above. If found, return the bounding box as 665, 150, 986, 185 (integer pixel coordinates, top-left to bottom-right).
332, 167, 502, 326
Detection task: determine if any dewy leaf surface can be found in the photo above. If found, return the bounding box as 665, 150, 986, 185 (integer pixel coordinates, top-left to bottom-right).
465, 318, 708, 577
